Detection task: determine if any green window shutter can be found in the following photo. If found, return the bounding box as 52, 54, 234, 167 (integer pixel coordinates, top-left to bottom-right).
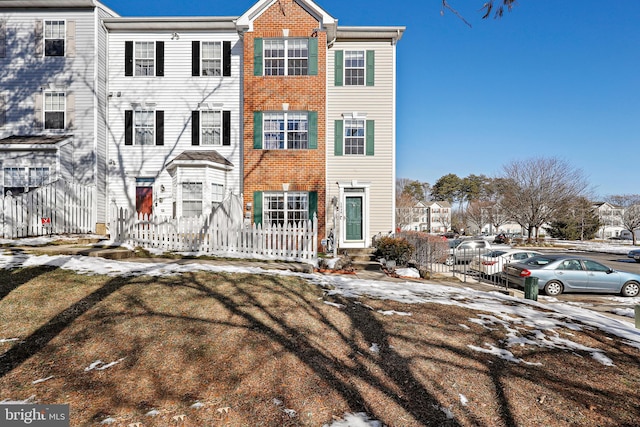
308, 111, 317, 149
366, 50, 375, 86
366, 120, 375, 156
253, 191, 263, 225
334, 120, 343, 156
308, 37, 318, 76
254, 38, 263, 76
253, 111, 263, 149
334, 50, 343, 86
308, 191, 318, 220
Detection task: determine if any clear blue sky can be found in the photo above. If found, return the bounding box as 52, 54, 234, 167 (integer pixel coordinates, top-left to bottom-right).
101, 0, 640, 199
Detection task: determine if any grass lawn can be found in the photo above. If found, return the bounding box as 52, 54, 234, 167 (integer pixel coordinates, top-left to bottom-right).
1, 266, 640, 426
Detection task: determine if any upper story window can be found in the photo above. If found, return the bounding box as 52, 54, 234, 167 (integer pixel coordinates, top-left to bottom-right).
125, 109, 164, 146
255, 38, 317, 76
44, 92, 65, 130
344, 51, 365, 85
202, 42, 222, 76
44, 20, 65, 56
135, 42, 155, 76
264, 112, 308, 149
201, 110, 222, 145
334, 50, 375, 86
134, 110, 154, 145
334, 116, 374, 157
125, 41, 164, 77
344, 118, 364, 155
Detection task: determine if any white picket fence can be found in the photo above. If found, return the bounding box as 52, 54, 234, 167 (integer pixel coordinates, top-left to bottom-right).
0, 180, 96, 239
109, 196, 318, 262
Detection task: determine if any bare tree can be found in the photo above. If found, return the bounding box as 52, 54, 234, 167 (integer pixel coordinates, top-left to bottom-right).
623, 205, 640, 245
466, 200, 493, 233
607, 194, 640, 245
396, 191, 417, 231
441, 0, 517, 27
498, 157, 589, 241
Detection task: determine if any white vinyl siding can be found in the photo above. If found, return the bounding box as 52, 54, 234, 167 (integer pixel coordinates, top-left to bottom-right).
106, 29, 241, 215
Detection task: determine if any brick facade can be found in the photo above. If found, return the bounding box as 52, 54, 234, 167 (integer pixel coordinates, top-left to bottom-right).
243, 0, 326, 240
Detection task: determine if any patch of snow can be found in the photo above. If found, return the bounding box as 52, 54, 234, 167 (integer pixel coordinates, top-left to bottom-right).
145, 409, 160, 417
323, 412, 382, 427
190, 401, 204, 409
395, 267, 420, 278
377, 310, 412, 316
100, 417, 117, 424
459, 394, 468, 406
611, 308, 634, 318
369, 343, 380, 354
324, 301, 345, 309
84, 358, 125, 372
32, 376, 54, 384
0, 395, 37, 404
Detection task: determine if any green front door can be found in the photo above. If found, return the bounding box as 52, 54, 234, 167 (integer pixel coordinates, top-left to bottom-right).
345, 196, 363, 240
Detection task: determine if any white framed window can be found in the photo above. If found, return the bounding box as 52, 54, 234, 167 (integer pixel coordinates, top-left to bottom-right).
264, 39, 308, 76
182, 182, 202, 217
44, 20, 65, 56
263, 192, 308, 226
263, 112, 308, 149
344, 118, 365, 155
202, 41, 222, 76
134, 110, 155, 145
135, 41, 155, 76
344, 51, 365, 85
201, 110, 222, 145
29, 167, 50, 186
44, 92, 65, 130
212, 183, 225, 204
3, 167, 49, 195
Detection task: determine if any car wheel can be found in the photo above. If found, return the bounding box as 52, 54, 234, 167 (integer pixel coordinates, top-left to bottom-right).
635, 259, 640, 263
445, 256, 455, 266
544, 280, 563, 296
621, 281, 640, 297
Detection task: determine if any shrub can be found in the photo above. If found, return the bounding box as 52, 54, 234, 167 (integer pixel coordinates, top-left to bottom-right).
399, 231, 449, 267
374, 236, 414, 267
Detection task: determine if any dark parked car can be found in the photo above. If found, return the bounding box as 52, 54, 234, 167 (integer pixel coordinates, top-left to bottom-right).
503, 254, 640, 297
628, 249, 640, 263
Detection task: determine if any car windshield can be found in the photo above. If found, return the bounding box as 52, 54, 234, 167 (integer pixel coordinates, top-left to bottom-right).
448, 239, 462, 248
522, 256, 556, 266
485, 250, 507, 257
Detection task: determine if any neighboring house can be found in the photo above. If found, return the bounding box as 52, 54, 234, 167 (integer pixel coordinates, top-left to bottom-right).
103, 17, 241, 218
593, 201, 624, 239
0, 0, 117, 233
399, 200, 451, 233
327, 23, 404, 248
425, 201, 451, 233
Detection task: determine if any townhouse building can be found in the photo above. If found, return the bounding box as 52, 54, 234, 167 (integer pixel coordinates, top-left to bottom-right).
1, 0, 404, 251
0, 0, 117, 232
103, 17, 242, 218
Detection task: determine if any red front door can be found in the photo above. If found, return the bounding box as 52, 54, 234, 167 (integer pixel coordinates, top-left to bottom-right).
136, 187, 153, 216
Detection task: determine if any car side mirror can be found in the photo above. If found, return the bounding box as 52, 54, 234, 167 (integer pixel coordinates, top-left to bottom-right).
607, 268, 614, 274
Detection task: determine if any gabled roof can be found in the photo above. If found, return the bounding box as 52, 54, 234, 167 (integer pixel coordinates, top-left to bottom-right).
103, 16, 237, 31
236, 0, 337, 33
